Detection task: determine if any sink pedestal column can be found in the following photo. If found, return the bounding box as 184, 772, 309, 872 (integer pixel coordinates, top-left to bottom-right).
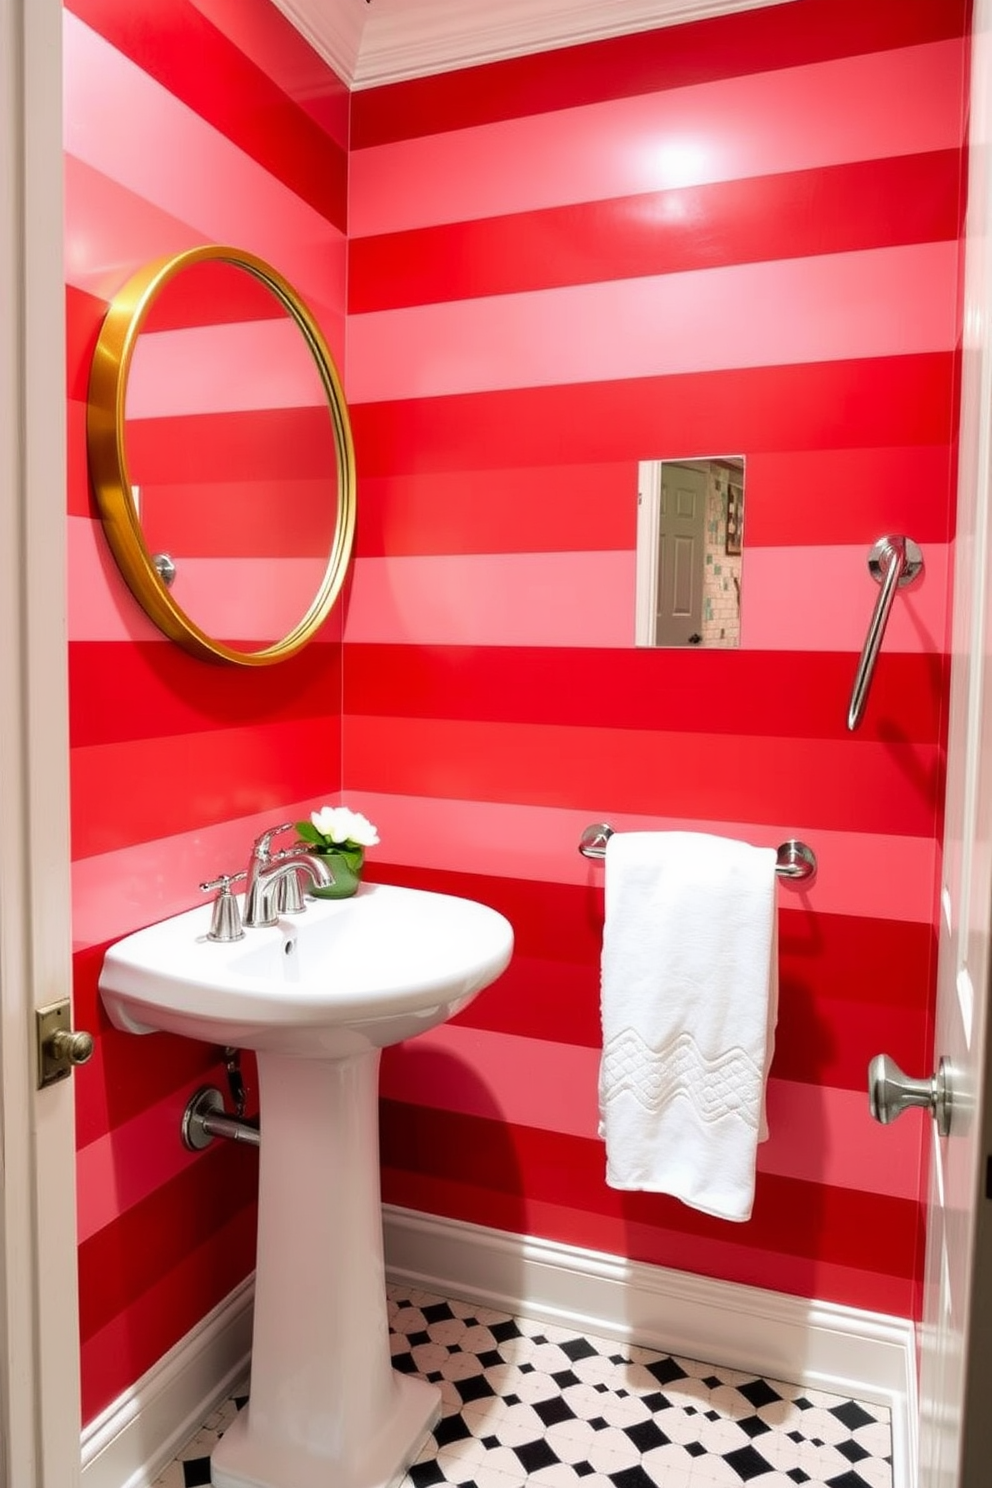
211, 1048, 441, 1488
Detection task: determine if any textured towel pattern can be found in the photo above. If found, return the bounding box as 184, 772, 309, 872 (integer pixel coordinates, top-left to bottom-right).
601, 1028, 765, 1129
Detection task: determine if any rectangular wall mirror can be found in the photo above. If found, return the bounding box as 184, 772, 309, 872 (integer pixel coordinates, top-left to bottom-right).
634, 456, 745, 648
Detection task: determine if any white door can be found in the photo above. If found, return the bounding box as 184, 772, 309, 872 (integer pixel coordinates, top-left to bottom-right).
0, 0, 82, 1482
870, 9, 992, 1484
635, 460, 707, 647
656, 462, 707, 647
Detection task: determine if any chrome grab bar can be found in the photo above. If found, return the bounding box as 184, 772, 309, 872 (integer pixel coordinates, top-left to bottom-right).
578, 823, 816, 881
847, 535, 923, 732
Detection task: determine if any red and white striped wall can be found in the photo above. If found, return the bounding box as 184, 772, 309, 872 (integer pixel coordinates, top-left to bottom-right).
65, 0, 970, 1434
64, 0, 349, 1425
345, 0, 969, 1327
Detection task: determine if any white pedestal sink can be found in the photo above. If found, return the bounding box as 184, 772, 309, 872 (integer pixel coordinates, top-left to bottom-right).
100, 883, 513, 1488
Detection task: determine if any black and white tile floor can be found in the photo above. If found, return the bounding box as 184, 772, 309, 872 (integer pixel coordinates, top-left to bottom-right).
153, 1286, 893, 1488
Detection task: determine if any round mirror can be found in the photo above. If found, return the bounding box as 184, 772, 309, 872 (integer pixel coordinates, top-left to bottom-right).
86, 245, 355, 666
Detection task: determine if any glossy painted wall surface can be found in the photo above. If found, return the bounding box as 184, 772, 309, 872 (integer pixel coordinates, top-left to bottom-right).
346, 0, 968, 1322
65, 0, 969, 1434
64, 0, 349, 1424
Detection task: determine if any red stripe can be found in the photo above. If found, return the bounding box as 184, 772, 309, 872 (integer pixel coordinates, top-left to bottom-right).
75, 1025, 223, 1148
66, 284, 106, 402
192, 0, 349, 147
367, 863, 936, 1006
369, 863, 935, 1092
357, 463, 637, 556
78, 1141, 257, 1343
70, 718, 341, 859
65, 0, 347, 232
774, 996, 930, 1094
349, 151, 963, 311
352, 0, 967, 147
345, 716, 941, 837
71, 409, 347, 543
379, 1103, 920, 1279
80, 1206, 257, 1424
744, 444, 956, 546
141, 256, 290, 331
72, 942, 113, 1033
138, 479, 339, 558
449, 956, 929, 1096
355, 446, 955, 556
127, 406, 341, 482
343, 645, 945, 744
69, 640, 342, 749
68, 401, 94, 519
380, 1168, 917, 1316
349, 354, 958, 475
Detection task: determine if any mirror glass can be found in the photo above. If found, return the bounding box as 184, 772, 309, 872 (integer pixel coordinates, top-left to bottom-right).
634, 456, 745, 648
87, 247, 355, 667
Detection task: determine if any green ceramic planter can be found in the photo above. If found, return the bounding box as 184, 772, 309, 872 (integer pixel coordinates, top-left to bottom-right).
309, 847, 363, 899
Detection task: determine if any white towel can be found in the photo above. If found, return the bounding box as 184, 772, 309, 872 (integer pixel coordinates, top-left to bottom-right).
598, 831, 778, 1222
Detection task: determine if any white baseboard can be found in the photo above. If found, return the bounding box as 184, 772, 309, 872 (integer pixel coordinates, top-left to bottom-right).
80, 1276, 254, 1488
382, 1205, 918, 1488
77, 1209, 917, 1488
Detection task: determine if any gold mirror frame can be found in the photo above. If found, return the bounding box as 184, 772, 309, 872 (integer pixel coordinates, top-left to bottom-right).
86, 245, 356, 666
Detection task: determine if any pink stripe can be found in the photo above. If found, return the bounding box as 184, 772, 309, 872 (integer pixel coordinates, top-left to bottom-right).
69, 517, 167, 644
79, 1209, 251, 1425
344, 544, 950, 653
77, 1075, 210, 1243
351, 40, 966, 235
762, 1078, 924, 1202
64, 13, 346, 320
379, 1026, 921, 1200
337, 792, 938, 925
344, 551, 636, 648
743, 542, 950, 654
70, 790, 937, 955
63, 156, 345, 350
65, 154, 208, 299
70, 791, 348, 950
166, 558, 330, 641
126, 321, 331, 417
347, 242, 960, 403
69, 517, 340, 644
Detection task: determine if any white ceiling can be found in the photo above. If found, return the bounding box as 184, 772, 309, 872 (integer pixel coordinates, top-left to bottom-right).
268, 0, 793, 90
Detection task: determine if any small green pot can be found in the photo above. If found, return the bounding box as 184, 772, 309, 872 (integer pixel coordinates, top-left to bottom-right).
309, 847, 363, 900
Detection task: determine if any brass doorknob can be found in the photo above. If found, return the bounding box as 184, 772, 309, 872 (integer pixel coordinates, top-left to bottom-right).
36, 999, 95, 1089
47, 1029, 95, 1066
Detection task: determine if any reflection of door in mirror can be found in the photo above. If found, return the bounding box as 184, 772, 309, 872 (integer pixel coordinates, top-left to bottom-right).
635, 456, 745, 647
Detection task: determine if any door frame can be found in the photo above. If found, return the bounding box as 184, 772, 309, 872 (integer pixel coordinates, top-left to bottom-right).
915, 6, 992, 1481
0, 0, 81, 1482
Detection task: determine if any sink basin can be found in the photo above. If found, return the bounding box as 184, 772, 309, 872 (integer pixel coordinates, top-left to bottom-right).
100, 881, 513, 1057
99, 880, 513, 1488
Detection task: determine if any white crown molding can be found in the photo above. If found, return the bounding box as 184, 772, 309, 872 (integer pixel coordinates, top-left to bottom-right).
269, 0, 795, 92
354, 0, 794, 89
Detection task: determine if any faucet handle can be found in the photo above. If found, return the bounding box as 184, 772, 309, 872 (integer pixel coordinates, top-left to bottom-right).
200, 872, 246, 942
251, 822, 296, 861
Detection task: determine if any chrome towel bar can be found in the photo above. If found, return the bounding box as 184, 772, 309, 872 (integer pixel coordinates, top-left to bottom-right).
847, 535, 923, 731
578, 823, 816, 882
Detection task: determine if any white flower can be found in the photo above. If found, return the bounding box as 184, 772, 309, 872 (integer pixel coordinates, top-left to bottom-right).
310, 806, 379, 848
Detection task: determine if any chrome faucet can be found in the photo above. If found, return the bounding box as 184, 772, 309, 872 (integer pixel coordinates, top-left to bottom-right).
242, 823, 334, 929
